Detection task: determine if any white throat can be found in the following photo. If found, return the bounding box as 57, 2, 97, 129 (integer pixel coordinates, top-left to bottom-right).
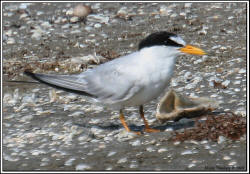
139, 45, 181, 61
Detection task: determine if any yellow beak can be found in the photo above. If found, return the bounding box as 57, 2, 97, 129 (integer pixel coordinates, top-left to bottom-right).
180, 45, 206, 55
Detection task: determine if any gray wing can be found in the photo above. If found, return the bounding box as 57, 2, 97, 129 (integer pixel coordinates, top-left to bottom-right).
24, 71, 96, 97
24, 52, 142, 103
80, 64, 142, 103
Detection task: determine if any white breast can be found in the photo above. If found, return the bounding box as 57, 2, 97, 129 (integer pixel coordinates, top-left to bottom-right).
118, 46, 179, 107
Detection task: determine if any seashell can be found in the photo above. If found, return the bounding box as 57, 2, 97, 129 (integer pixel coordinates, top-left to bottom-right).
87, 14, 109, 24
73, 4, 92, 18
156, 89, 219, 122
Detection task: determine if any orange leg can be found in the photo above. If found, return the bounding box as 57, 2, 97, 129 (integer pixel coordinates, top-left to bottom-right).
139, 105, 160, 133
119, 110, 141, 135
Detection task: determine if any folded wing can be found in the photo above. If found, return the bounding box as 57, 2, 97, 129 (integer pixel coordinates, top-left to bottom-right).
24, 71, 96, 97
25, 67, 141, 104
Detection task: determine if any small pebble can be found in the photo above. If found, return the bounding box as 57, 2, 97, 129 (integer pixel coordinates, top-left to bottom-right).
223, 156, 231, 160
158, 148, 167, 153
181, 150, 193, 155
210, 94, 218, 98
19, 13, 28, 19
130, 139, 141, 146
70, 16, 80, 23
106, 166, 112, 170
107, 151, 116, 157
209, 150, 217, 154
173, 141, 180, 145
75, 163, 91, 170
233, 80, 241, 85
94, 23, 102, 28
117, 157, 127, 164
228, 161, 237, 166
146, 146, 155, 152
7, 38, 15, 44
130, 163, 138, 168
64, 158, 75, 166
188, 163, 196, 168
230, 152, 236, 156
68, 111, 84, 117
234, 88, 240, 92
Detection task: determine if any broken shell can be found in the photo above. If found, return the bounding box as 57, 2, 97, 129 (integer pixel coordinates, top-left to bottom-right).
156, 89, 219, 122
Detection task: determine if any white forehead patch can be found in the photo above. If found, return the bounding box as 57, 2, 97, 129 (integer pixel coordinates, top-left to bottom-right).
169, 36, 186, 46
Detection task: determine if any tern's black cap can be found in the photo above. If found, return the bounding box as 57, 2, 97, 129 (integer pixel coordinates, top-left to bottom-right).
138, 31, 184, 50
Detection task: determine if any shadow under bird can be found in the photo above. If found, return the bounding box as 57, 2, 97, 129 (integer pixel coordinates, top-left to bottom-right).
25, 31, 206, 134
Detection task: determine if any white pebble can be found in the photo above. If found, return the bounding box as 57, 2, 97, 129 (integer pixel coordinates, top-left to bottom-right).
170, 13, 177, 18
41, 21, 51, 28
75, 163, 91, 170
210, 94, 218, 98
188, 163, 196, 168
181, 150, 195, 155
107, 151, 116, 157
130, 163, 138, 168
87, 14, 109, 24
30, 149, 46, 156
7, 37, 15, 44
209, 150, 216, 154
146, 146, 155, 152
130, 139, 141, 146
204, 144, 211, 150
223, 156, 231, 160
185, 3, 192, 8
106, 166, 112, 170
233, 80, 241, 85
68, 111, 84, 117
228, 161, 237, 166
173, 141, 180, 145
230, 152, 236, 156
117, 157, 127, 164
158, 148, 167, 153
19, 13, 28, 19
238, 69, 246, 74
19, 3, 30, 9
66, 9, 74, 16
94, 23, 102, 28
70, 16, 80, 23
31, 32, 42, 40
64, 158, 76, 166
84, 26, 93, 32
234, 88, 240, 92
117, 7, 128, 16
200, 140, 208, 144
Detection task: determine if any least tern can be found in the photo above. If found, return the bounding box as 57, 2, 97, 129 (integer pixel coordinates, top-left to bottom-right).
25, 31, 206, 134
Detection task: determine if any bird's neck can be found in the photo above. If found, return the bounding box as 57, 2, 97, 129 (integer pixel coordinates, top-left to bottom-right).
139, 46, 179, 61
137, 46, 178, 80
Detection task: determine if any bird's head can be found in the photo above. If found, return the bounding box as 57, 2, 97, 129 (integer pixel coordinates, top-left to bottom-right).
138, 31, 206, 56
